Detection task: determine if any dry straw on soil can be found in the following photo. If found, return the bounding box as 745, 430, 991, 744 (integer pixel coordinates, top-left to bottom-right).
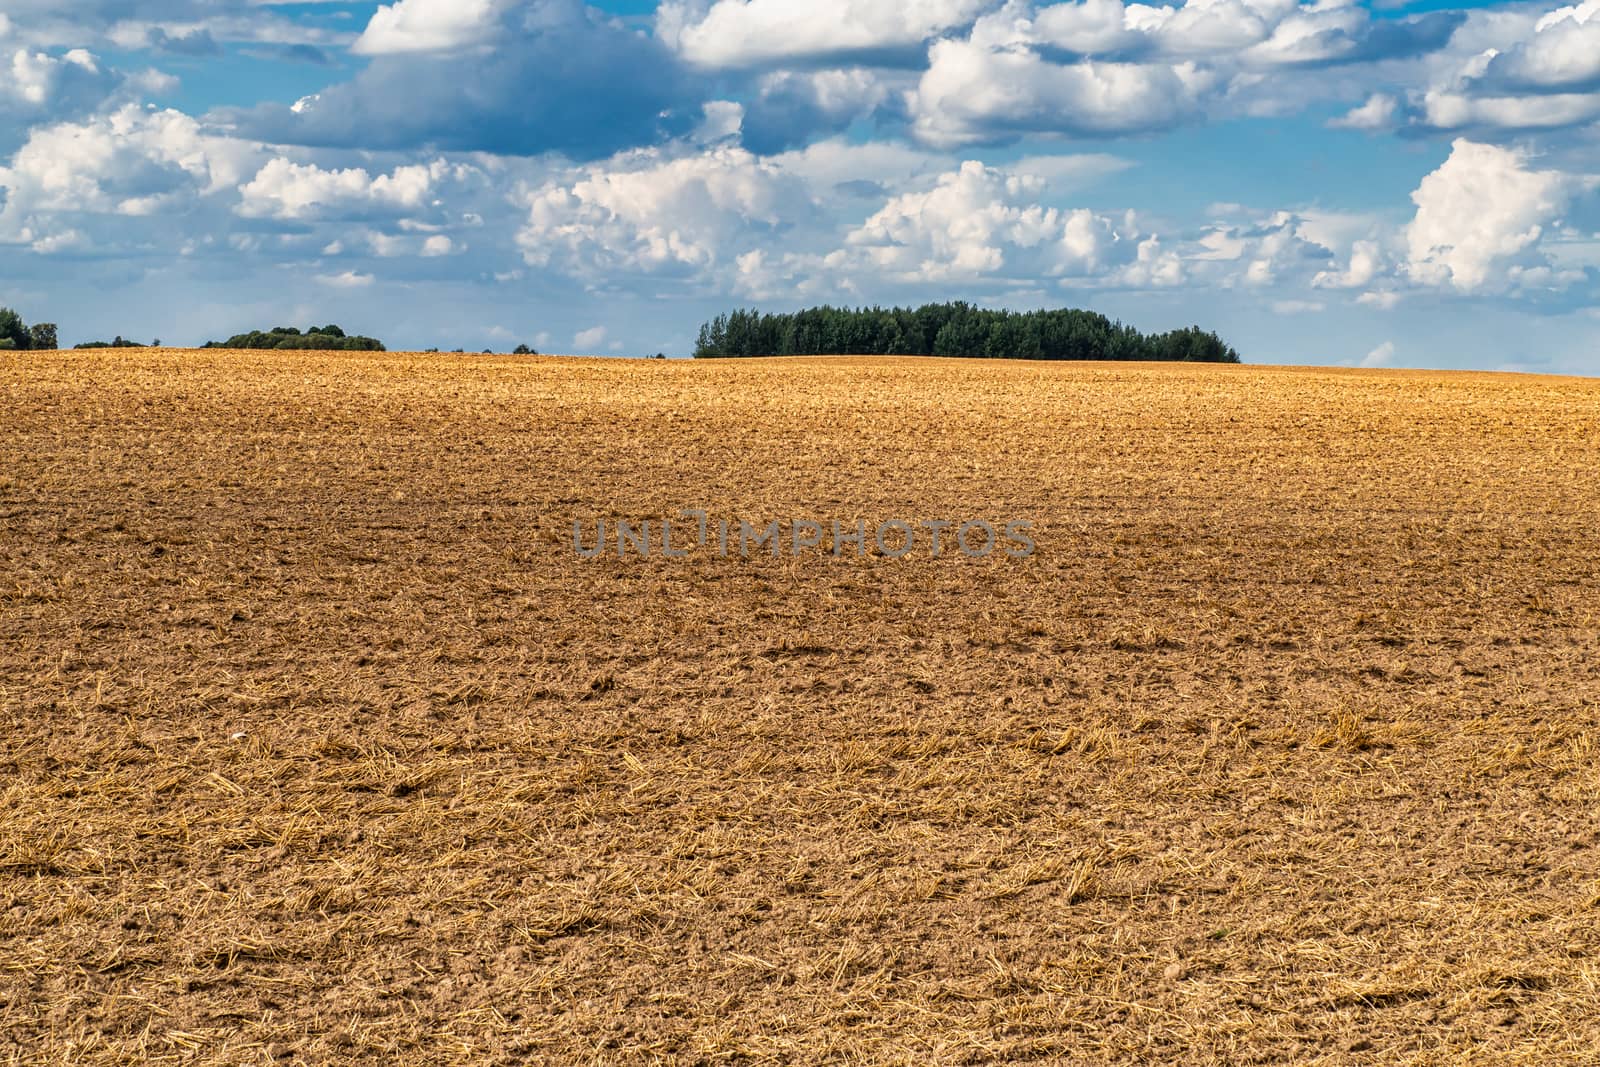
2, 348, 1599, 1064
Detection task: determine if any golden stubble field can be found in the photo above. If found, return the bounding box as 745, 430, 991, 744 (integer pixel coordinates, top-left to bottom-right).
2, 349, 1599, 1065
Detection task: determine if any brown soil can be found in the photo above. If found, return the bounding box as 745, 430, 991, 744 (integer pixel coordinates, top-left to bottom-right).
2, 349, 1598, 1064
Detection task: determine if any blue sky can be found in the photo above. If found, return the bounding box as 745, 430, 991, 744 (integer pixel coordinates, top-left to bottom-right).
3, 0, 1599, 372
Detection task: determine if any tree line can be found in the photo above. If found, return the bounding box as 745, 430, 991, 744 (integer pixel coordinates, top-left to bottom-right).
0, 309, 557, 354
0, 307, 58, 351
0, 310, 538, 354
693, 303, 1242, 363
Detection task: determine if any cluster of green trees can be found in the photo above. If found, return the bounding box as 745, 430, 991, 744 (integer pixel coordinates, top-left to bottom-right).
0, 307, 58, 351
75, 336, 152, 349
201, 325, 385, 351
692, 303, 1242, 363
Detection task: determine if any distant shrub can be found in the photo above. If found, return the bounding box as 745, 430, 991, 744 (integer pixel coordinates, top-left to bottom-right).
513, 344, 538, 355
28, 323, 58, 351
75, 336, 146, 349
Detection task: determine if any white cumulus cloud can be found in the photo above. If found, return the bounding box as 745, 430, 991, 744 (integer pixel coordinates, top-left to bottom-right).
354, 0, 508, 55
237, 158, 448, 220
516, 145, 810, 278
1405, 139, 1576, 291
1313, 239, 1384, 289
1411, 1, 1600, 132
844, 159, 1124, 281
0, 104, 260, 246
1482, 0, 1600, 91
1330, 93, 1399, 131
909, 34, 1214, 146
420, 234, 456, 256
317, 270, 375, 288
1361, 340, 1396, 367
1, 45, 125, 125
659, 0, 991, 68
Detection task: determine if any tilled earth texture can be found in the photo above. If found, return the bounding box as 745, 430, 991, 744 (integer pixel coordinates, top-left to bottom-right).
3, 349, 1599, 1065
